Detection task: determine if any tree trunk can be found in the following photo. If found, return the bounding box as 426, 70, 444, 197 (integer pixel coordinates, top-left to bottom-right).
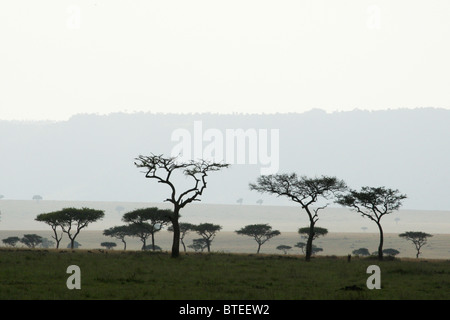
415, 243, 421, 258
257, 243, 261, 254
181, 238, 186, 253
151, 232, 155, 251
51, 227, 61, 249
122, 239, 127, 251
171, 208, 181, 258
377, 222, 384, 261
305, 221, 315, 262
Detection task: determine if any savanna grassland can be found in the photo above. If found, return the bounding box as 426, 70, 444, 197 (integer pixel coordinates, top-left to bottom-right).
0, 248, 449, 300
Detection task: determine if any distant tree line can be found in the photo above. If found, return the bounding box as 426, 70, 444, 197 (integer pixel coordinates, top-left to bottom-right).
0, 153, 436, 260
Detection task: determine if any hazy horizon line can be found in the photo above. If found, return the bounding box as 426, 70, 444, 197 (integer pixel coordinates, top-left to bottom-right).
1, 198, 448, 213
1, 106, 449, 123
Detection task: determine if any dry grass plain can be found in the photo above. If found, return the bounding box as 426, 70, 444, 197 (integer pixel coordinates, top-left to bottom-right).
1, 230, 449, 260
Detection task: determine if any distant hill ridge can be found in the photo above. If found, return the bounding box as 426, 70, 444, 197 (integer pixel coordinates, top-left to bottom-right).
0, 108, 449, 210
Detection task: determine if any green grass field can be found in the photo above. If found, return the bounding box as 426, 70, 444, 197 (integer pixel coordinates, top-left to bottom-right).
0, 248, 449, 300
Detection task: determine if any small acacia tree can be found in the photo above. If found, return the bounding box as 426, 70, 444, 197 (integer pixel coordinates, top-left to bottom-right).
103, 225, 134, 250
35, 211, 64, 249
352, 248, 370, 257
298, 226, 328, 241
235, 223, 280, 254
32, 195, 43, 202
122, 207, 172, 251
276, 245, 292, 254
135, 154, 229, 258
383, 248, 400, 257
2, 236, 21, 247
193, 223, 222, 253
337, 186, 407, 261
188, 238, 208, 252
58, 207, 105, 249
399, 231, 433, 258
101, 242, 117, 250
20, 234, 43, 248
250, 174, 346, 261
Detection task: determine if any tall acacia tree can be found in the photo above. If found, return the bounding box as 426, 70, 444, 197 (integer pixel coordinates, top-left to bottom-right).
135, 154, 229, 258
337, 186, 407, 261
249, 174, 346, 261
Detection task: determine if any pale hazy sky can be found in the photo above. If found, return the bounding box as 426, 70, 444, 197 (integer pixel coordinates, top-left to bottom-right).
1, 0, 449, 121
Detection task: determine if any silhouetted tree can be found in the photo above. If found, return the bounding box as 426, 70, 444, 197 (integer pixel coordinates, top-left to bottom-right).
40, 238, 55, 248
103, 225, 134, 250
298, 226, 328, 241
337, 186, 407, 261
20, 234, 43, 248
236, 198, 243, 205
311, 246, 323, 255
294, 241, 306, 254
188, 238, 208, 252
250, 174, 346, 261
35, 211, 65, 248
399, 231, 433, 258
276, 245, 292, 254
2, 236, 20, 247
128, 222, 157, 250
383, 248, 400, 257
32, 195, 43, 202
193, 223, 222, 253
58, 207, 105, 249
101, 242, 117, 250
135, 154, 228, 258
235, 223, 280, 254
122, 207, 172, 251
352, 248, 370, 256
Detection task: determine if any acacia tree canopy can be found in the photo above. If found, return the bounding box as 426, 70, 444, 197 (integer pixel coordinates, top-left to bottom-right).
2, 236, 20, 247
122, 207, 172, 251
235, 224, 280, 254
35, 211, 65, 248
103, 225, 135, 250
298, 226, 328, 241
249, 173, 346, 261
337, 186, 407, 261
193, 223, 222, 253
57, 207, 105, 249
399, 231, 432, 258
20, 234, 43, 248
135, 154, 229, 258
